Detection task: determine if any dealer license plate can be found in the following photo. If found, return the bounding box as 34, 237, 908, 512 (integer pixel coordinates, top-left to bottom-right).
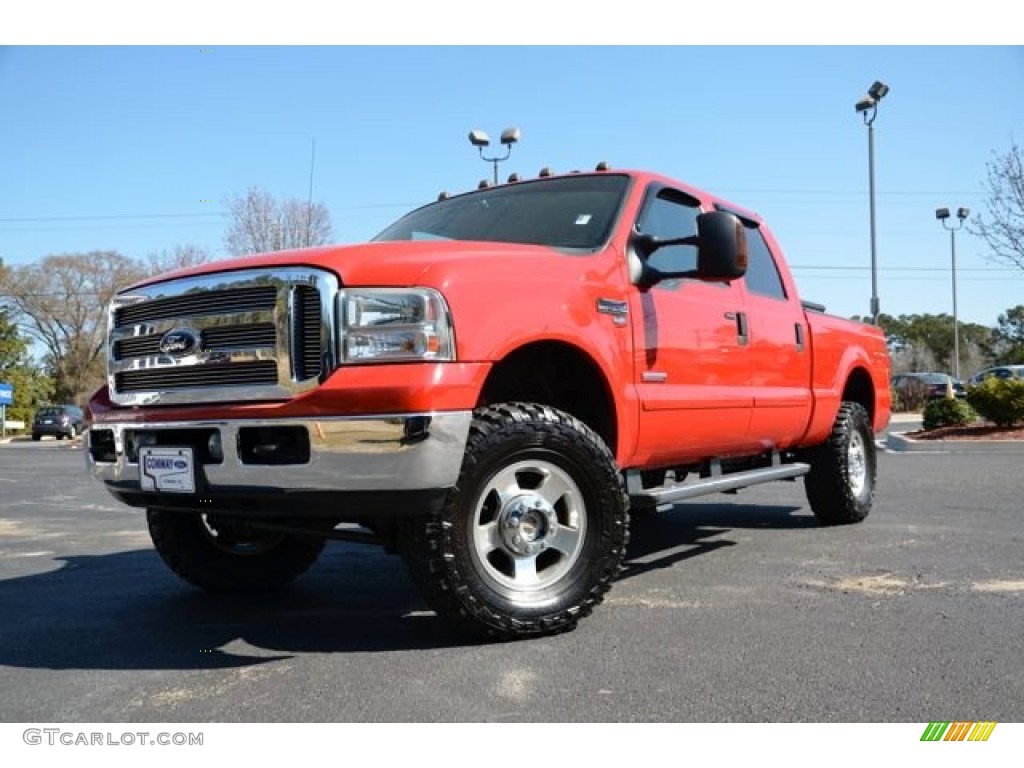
139, 446, 195, 494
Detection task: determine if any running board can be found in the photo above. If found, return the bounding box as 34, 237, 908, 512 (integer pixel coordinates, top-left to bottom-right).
628, 460, 810, 512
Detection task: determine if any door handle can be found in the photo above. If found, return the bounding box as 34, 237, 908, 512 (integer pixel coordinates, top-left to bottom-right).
735, 312, 749, 346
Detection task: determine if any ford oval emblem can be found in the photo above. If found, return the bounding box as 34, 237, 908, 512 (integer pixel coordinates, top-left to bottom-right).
159, 328, 200, 357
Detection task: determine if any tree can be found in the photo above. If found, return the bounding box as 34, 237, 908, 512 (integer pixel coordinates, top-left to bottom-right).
0, 251, 146, 403
224, 187, 333, 256
876, 312, 996, 375
992, 304, 1024, 364
970, 142, 1024, 272
146, 244, 214, 275
0, 308, 54, 423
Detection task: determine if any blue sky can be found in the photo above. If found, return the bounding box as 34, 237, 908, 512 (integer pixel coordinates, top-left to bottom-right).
2, 45, 1022, 327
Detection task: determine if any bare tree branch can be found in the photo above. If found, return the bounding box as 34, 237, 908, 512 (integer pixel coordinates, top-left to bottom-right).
969, 142, 1024, 272
224, 186, 333, 256
146, 244, 214, 275
0, 251, 146, 402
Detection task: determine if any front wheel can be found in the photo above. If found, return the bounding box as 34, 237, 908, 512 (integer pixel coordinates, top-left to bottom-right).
147, 509, 326, 593
804, 402, 876, 525
401, 403, 629, 640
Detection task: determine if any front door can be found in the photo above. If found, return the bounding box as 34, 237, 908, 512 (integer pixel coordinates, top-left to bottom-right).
627, 187, 755, 465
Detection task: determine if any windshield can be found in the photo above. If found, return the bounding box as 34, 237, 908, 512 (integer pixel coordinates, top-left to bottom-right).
373, 174, 630, 251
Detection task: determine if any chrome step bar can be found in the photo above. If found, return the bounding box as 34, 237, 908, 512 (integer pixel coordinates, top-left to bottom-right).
627, 453, 810, 512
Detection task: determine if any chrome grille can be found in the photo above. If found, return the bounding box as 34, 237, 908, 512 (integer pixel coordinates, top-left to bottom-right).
108, 268, 337, 406
293, 285, 323, 380
113, 323, 281, 361
116, 361, 279, 391
114, 286, 276, 326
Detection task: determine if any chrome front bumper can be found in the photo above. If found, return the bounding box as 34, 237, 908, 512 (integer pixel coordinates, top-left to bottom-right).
87, 411, 472, 493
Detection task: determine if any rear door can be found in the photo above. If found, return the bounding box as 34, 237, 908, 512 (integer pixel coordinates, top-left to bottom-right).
628, 186, 755, 464
733, 220, 813, 448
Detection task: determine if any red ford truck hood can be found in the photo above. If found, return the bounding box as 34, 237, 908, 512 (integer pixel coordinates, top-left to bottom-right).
126, 240, 573, 291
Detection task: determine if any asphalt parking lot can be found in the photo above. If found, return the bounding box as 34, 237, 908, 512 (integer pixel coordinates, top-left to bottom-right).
0, 434, 1021, 722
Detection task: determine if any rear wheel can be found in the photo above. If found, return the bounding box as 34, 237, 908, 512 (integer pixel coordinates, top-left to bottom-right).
147, 509, 326, 593
401, 403, 629, 640
805, 402, 876, 525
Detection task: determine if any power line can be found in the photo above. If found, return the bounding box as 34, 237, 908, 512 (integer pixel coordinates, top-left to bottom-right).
717, 187, 985, 197
791, 265, 1021, 273
0, 212, 225, 223
0, 202, 418, 226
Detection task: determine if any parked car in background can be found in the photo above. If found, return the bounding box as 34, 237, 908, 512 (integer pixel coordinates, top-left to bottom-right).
891, 372, 965, 402
968, 364, 1024, 386
32, 405, 86, 441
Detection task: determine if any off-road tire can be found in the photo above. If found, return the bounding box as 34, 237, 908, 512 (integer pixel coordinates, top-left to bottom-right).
147, 509, 326, 593
67, 426, 77, 440
804, 401, 876, 525
32, 434, 41, 442
401, 403, 629, 640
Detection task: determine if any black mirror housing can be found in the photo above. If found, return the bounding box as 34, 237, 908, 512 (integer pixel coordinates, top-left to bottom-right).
695, 211, 747, 281
630, 210, 748, 289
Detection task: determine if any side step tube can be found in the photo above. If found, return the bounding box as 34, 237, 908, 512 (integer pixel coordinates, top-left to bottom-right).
628, 461, 810, 512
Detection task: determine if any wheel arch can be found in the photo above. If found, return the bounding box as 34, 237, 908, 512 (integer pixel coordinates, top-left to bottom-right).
841, 366, 876, 423
477, 340, 619, 457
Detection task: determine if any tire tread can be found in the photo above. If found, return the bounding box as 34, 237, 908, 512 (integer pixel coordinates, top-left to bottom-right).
403, 402, 629, 640
805, 401, 876, 525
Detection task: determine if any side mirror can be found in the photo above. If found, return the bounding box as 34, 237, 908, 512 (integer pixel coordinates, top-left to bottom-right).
694, 211, 748, 281
632, 211, 748, 288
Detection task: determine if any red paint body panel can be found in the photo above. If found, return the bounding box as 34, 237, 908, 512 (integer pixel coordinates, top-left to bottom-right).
93, 169, 891, 470
90, 363, 492, 423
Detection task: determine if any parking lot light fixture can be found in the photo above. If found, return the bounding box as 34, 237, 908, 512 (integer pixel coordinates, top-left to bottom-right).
855, 80, 889, 325
468, 126, 521, 185
936, 206, 969, 381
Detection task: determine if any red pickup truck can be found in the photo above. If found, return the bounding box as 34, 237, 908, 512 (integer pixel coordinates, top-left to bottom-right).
88, 167, 891, 640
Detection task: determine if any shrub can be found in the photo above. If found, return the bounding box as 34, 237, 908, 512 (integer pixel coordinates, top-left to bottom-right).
1, 406, 34, 435
893, 379, 930, 412
922, 397, 978, 431
967, 377, 1024, 428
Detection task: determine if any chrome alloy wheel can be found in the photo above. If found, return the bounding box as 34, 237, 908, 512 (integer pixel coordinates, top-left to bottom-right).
470, 459, 587, 595
847, 429, 867, 497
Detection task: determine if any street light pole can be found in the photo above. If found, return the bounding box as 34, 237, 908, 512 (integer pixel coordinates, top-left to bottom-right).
867, 117, 879, 324
468, 127, 521, 185
936, 207, 970, 381
855, 81, 889, 325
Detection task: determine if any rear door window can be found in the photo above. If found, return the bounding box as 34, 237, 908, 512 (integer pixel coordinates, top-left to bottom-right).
741, 225, 787, 300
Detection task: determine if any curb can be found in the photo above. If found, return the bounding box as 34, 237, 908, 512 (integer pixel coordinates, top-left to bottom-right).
886, 431, 1024, 454
889, 412, 924, 424
0, 436, 85, 446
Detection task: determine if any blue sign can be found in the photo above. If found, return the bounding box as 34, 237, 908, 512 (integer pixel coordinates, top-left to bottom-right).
0, 383, 12, 406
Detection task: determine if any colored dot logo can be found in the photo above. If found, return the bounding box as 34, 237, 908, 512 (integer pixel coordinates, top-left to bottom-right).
921, 721, 997, 742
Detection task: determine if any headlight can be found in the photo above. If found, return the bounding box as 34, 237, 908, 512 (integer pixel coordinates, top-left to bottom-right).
338, 288, 455, 363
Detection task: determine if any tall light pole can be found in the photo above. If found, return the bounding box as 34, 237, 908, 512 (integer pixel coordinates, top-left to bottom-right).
855, 80, 890, 325
936, 206, 970, 381
468, 127, 521, 185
